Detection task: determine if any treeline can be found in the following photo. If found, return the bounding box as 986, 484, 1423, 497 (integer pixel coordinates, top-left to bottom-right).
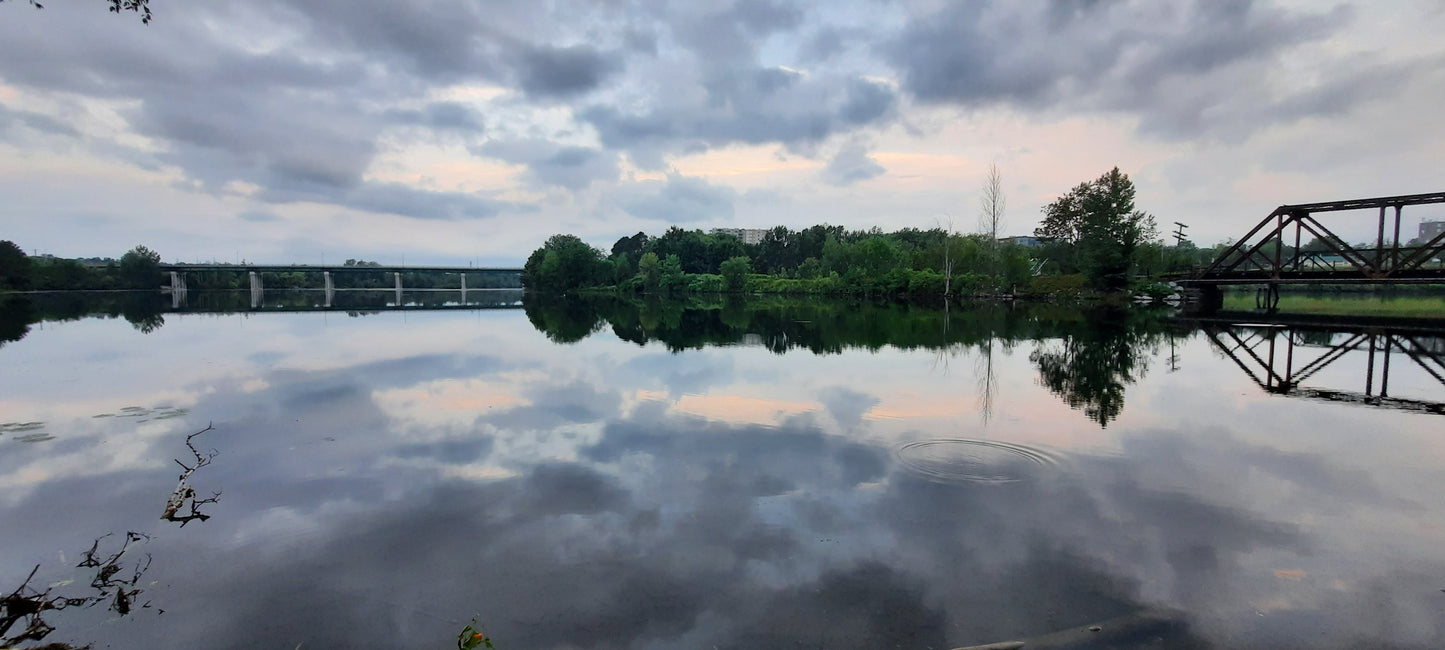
523, 226, 1035, 297
0, 242, 165, 291
524, 167, 1227, 297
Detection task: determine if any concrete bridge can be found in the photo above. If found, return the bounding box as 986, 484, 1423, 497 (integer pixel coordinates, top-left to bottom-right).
158, 263, 522, 309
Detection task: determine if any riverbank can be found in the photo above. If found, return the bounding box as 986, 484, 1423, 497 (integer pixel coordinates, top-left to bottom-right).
1222, 292, 1445, 319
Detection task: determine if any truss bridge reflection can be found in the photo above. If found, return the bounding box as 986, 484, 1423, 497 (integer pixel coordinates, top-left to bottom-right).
1184, 313, 1445, 415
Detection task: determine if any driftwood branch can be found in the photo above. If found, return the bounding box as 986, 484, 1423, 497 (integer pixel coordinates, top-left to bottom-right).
2, 531, 153, 647
161, 423, 220, 526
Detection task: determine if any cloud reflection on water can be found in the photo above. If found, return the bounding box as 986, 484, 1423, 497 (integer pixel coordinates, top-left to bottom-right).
1, 303, 1444, 648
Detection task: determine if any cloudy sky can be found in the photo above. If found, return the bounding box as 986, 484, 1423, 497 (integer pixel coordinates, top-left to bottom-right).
1, 0, 1442, 265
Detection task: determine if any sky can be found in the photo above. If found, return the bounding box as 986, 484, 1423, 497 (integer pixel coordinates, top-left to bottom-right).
1, 0, 1443, 266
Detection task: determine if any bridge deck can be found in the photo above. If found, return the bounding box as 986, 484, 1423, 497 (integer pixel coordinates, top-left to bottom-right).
162, 264, 521, 273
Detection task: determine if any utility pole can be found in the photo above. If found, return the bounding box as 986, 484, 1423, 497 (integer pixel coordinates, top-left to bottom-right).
1173, 222, 1189, 247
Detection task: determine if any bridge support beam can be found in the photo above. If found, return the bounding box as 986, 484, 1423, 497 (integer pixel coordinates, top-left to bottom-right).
323, 271, 334, 308
169, 271, 188, 309
249, 271, 263, 309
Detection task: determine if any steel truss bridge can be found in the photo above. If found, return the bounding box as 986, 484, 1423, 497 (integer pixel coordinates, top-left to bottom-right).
1179, 191, 1445, 309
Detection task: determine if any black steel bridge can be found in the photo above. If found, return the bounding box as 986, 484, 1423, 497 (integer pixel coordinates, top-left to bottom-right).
1179, 191, 1445, 309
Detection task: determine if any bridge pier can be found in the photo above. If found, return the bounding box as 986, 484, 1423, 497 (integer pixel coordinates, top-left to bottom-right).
323, 271, 334, 308
1179, 283, 1224, 314
168, 271, 188, 294
249, 271, 263, 309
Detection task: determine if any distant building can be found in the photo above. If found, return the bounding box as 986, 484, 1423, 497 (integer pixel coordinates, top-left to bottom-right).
711, 228, 768, 245
999, 235, 1045, 248
1422, 220, 1445, 241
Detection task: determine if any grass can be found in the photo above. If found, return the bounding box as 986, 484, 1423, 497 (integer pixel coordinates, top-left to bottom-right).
1223, 293, 1445, 318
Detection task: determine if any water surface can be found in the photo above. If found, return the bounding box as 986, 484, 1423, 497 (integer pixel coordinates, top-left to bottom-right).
1, 292, 1443, 648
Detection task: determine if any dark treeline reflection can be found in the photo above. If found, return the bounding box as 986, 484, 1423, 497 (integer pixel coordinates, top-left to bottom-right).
0, 292, 170, 345
526, 294, 1180, 426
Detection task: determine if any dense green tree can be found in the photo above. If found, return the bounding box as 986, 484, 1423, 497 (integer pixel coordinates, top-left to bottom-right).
118, 245, 162, 289
29, 257, 98, 290
611, 232, 649, 259
757, 226, 799, 272
522, 234, 605, 292
0, 240, 32, 291
855, 237, 900, 279
659, 254, 686, 292
719, 256, 751, 292
637, 252, 661, 293
1035, 167, 1158, 290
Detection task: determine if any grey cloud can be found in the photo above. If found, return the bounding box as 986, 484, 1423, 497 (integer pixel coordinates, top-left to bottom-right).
0, 104, 81, 138
583, 73, 897, 156
820, 140, 885, 186
617, 174, 735, 223
272, 0, 500, 80
262, 180, 514, 220
384, 101, 486, 132
887, 1, 1359, 137
473, 138, 619, 190
514, 43, 622, 99
799, 26, 847, 63
236, 211, 280, 222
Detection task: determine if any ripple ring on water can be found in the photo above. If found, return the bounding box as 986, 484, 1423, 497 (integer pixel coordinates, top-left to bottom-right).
895, 438, 1059, 485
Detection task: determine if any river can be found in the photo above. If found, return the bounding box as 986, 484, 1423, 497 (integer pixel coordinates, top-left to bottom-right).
1, 291, 1443, 649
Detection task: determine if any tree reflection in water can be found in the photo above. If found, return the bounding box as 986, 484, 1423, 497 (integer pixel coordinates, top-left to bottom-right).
1029, 308, 1171, 427
525, 294, 1178, 427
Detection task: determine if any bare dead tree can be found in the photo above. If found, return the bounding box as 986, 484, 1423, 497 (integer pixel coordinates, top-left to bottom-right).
979, 162, 1006, 243
162, 424, 221, 526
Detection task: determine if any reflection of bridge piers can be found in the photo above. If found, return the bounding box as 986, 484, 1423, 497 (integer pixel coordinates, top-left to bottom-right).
1186, 314, 1445, 415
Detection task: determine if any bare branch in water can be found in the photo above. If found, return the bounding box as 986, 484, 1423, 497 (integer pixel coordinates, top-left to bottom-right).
2, 532, 153, 647
162, 423, 221, 526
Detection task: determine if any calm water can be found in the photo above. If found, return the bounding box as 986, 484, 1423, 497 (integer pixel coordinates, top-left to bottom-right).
2, 291, 1444, 649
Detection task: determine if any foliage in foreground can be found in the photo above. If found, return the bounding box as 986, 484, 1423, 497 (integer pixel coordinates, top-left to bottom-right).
457, 616, 494, 649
